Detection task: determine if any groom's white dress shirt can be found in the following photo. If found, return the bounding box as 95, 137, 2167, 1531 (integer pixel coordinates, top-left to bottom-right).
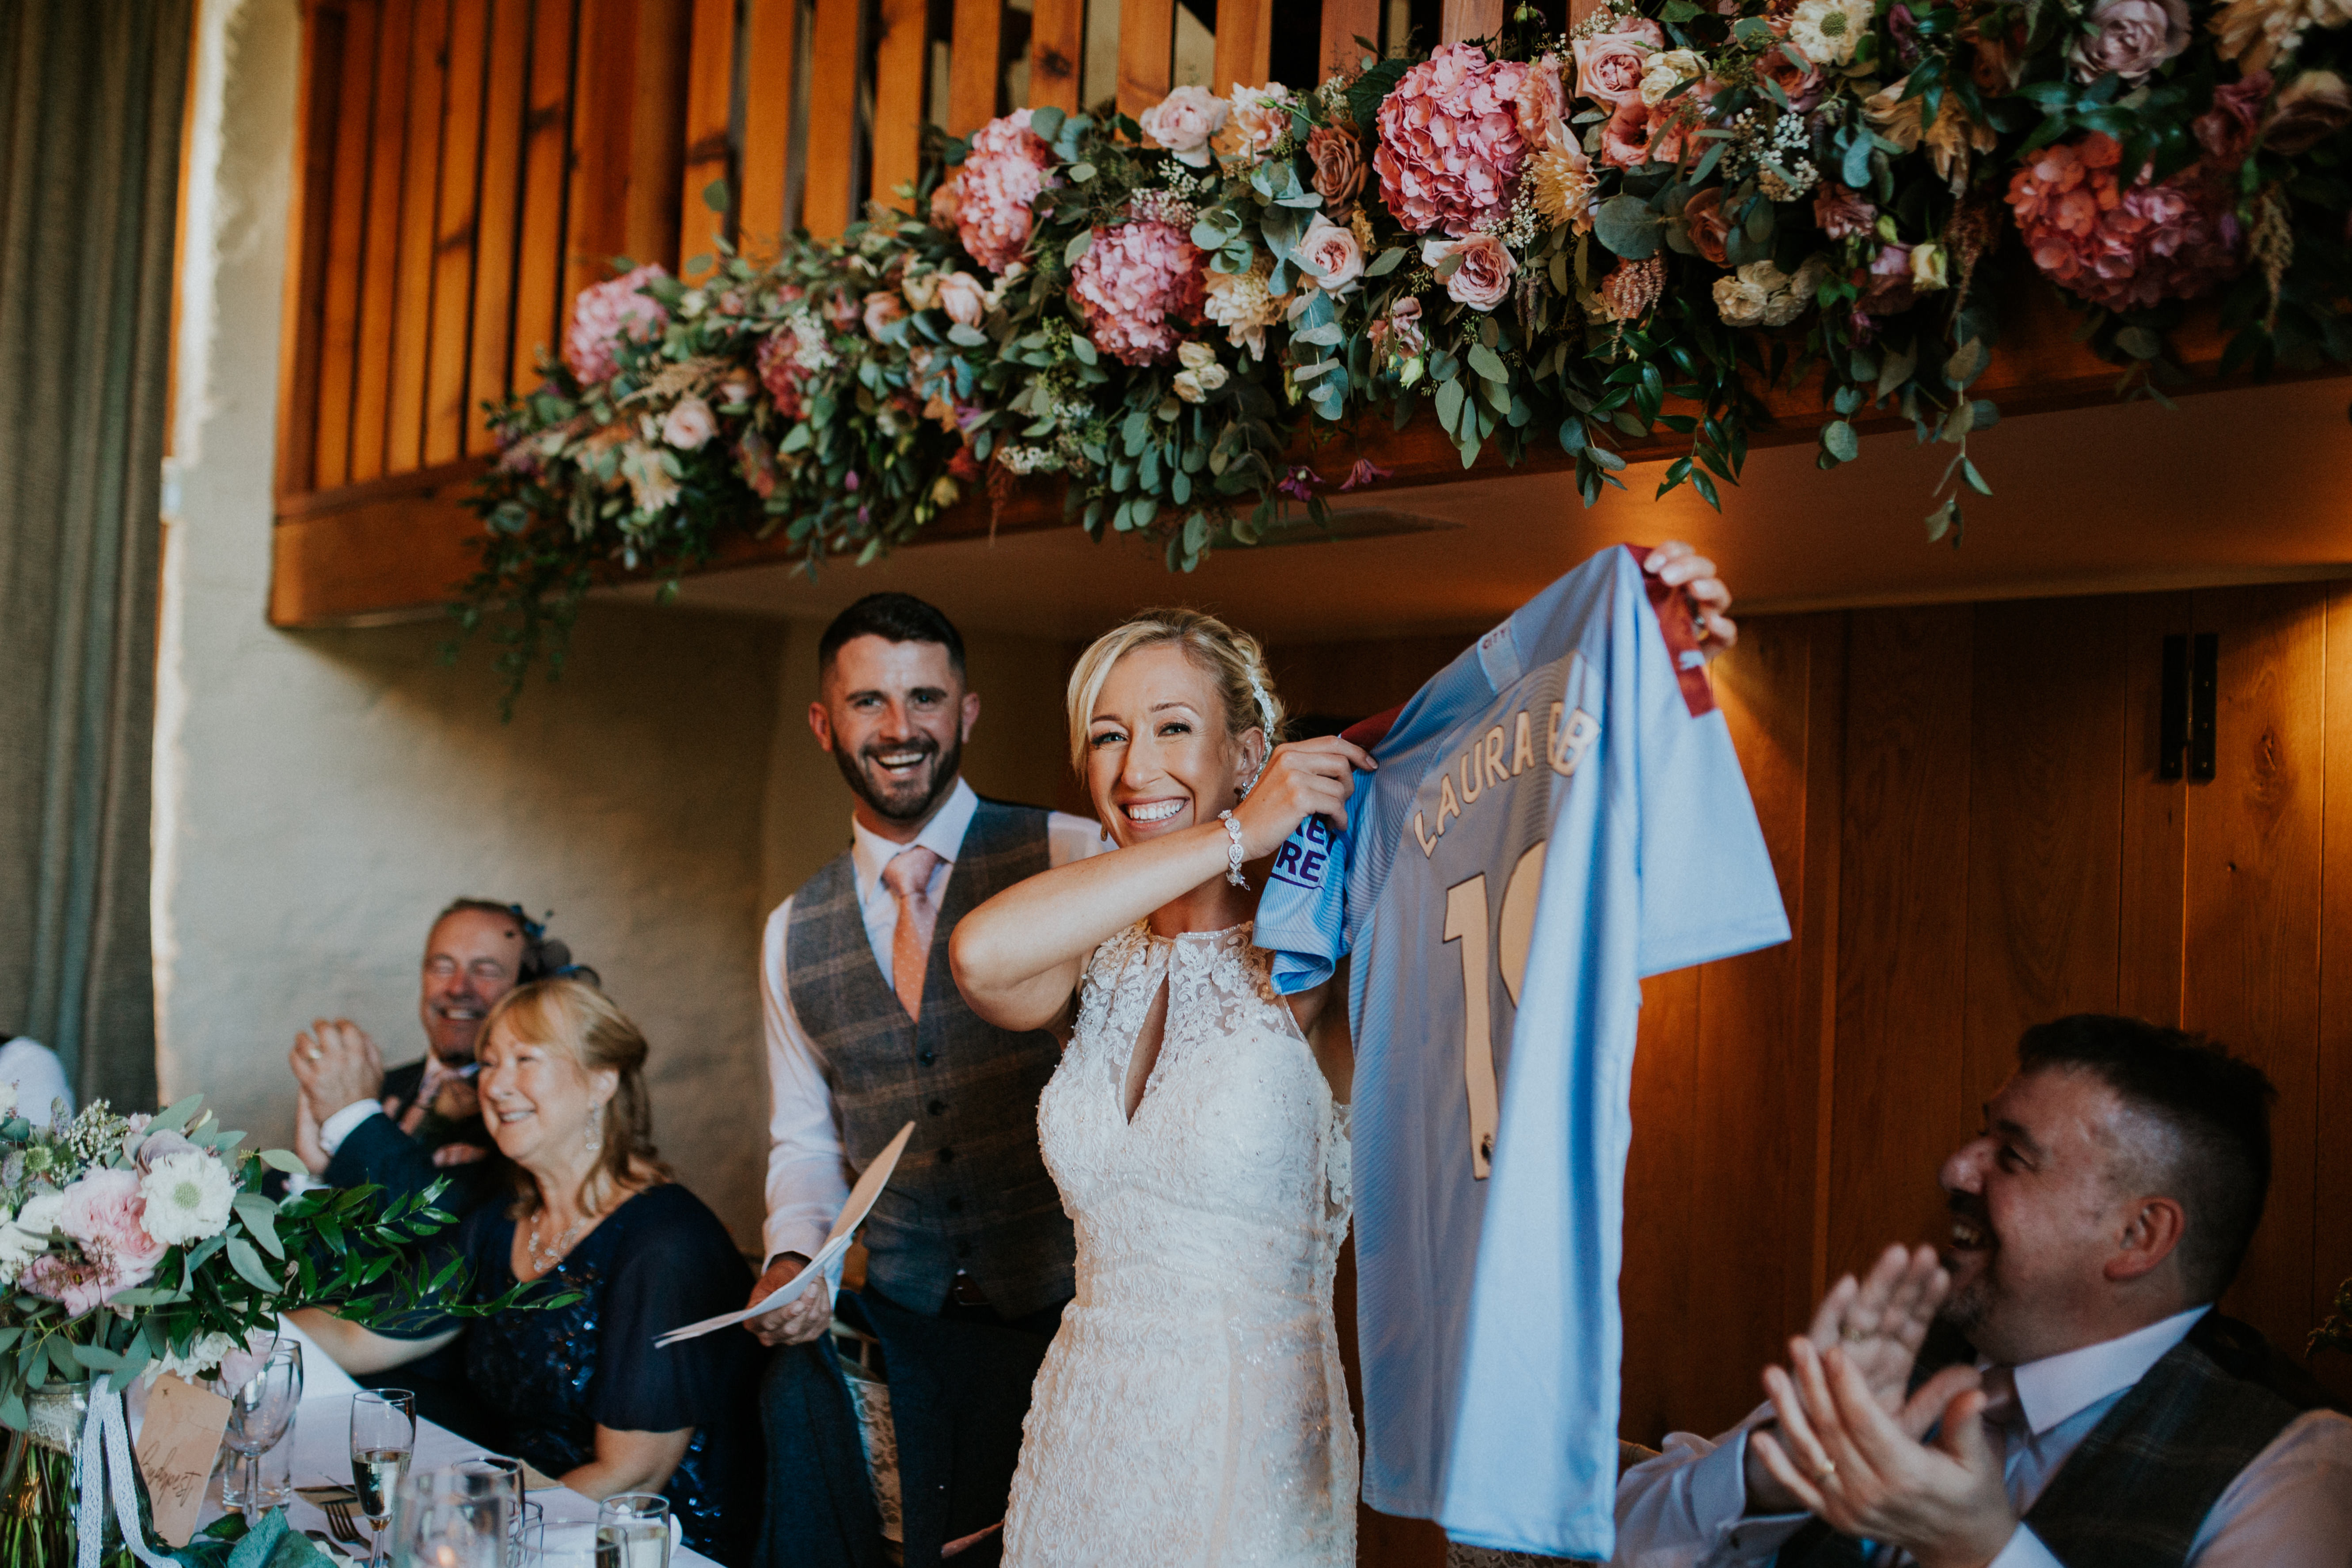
1612, 1304, 2352, 1568
758, 778, 1104, 1265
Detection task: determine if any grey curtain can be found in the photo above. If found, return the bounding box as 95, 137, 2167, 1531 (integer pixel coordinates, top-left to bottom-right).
0, 0, 190, 1111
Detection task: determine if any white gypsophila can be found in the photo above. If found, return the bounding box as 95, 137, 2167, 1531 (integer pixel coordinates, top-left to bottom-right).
0, 1192, 65, 1286
138, 1149, 237, 1247
1788, 0, 1876, 64
144, 1331, 239, 1386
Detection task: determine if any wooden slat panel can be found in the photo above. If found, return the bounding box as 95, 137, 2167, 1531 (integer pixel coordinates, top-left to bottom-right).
465, 0, 534, 448
624, 0, 690, 266
947, 0, 1004, 133
1319, 0, 1379, 79
386, 0, 452, 473
275, 0, 349, 498
511, 0, 579, 384
2317, 586, 2352, 1404
426, 0, 492, 466
1961, 597, 2128, 1105
1829, 607, 1975, 1282
1620, 966, 1700, 1446
1030, 0, 1085, 111
2184, 584, 2325, 1360
1210, 0, 1267, 95
315, 0, 386, 488
802, 0, 865, 237
2119, 592, 2193, 1024
1439, 0, 1502, 43
870, 0, 930, 213
563, 0, 639, 317
350, 0, 418, 481
1117, 0, 1172, 119
738, 0, 802, 257
677, 0, 737, 281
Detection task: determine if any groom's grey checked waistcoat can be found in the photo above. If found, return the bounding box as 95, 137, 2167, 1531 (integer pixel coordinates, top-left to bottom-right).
784, 797, 1076, 1319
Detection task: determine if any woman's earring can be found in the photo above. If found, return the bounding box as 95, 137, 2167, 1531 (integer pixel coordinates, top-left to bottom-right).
584, 1109, 603, 1154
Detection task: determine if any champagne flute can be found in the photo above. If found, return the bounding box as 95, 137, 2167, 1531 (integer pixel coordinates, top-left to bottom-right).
349, 1390, 416, 1568
221, 1341, 302, 1517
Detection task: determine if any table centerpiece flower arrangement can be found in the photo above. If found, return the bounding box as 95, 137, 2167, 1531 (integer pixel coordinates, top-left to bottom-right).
0, 1089, 552, 1568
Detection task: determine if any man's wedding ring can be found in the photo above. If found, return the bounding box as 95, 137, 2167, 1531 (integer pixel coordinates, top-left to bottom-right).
1814, 1458, 1838, 1481
308, 1047, 323, 1061
1840, 1326, 1869, 1342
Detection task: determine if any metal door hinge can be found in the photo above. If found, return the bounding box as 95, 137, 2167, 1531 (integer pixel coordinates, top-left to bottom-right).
2159, 632, 2219, 782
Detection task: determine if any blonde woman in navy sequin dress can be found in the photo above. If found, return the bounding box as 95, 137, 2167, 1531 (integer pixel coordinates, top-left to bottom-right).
295, 979, 764, 1563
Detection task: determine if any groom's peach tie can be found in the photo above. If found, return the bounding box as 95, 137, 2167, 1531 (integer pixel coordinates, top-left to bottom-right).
882, 846, 946, 1021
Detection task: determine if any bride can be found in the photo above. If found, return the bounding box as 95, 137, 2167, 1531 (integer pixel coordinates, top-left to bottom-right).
949, 607, 1372, 1566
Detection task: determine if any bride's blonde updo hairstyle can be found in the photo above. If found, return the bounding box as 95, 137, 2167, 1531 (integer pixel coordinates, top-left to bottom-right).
1064, 608, 1287, 777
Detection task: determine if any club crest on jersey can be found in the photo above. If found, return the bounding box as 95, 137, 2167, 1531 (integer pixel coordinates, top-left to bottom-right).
1410, 700, 1597, 858
1269, 813, 1335, 890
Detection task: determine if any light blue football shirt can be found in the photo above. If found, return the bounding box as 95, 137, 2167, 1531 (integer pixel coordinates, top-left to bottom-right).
1256, 545, 1790, 1560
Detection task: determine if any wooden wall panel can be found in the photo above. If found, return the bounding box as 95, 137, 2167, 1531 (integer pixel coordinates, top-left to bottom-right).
386, 0, 452, 473
2119, 592, 2194, 1024
870, 0, 931, 213
2184, 584, 2326, 1362
1117, 0, 1174, 119
511, 0, 580, 384
1319, 0, 1381, 78
1439, 0, 1503, 42
1829, 607, 1976, 1282
425, 0, 492, 466
1030, 0, 1086, 111
678, 0, 738, 281
276, 0, 348, 498
465, 0, 534, 450
624, 0, 692, 266
349, 0, 418, 482
803, 0, 866, 237
1960, 597, 2128, 1104
2317, 586, 2352, 1404
313, 0, 385, 489
738, 0, 800, 256
564, 0, 639, 313
1211, 0, 1270, 95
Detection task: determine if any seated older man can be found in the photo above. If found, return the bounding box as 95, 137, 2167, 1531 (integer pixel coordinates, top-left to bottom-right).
288, 898, 586, 1214
1615, 1013, 2352, 1568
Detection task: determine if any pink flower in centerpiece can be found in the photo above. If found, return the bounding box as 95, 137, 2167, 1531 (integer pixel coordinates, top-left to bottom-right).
26, 1169, 167, 1315
1297, 215, 1367, 295
1423, 232, 1518, 311
1756, 43, 1826, 110
1139, 86, 1230, 167
936, 270, 989, 328
1277, 466, 1323, 501
1573, 19, 1667, 109
1813, 181, 1880, 239
942, 110, 1058, 274
1854, 243, 1921, 315
1683, 186, 1733, 265
863, 290, 907, 339
1374, 44, 1539, 236
1224, 83, 1297, 159
1339, 457, 1394, 490
1387, 296, 1426, 354
563, 264, 670, 384
1600, 103, 1663, 168
1069, 221, 1206, 366
2069, 0, 2191, 83
2195, 70, 2272, 163
2007, 132, 2246, 311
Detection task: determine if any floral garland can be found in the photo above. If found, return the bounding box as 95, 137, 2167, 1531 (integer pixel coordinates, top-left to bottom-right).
465, 0, 2351, 700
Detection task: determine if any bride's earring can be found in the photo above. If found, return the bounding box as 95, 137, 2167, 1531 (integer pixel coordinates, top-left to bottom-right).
584, 1107, 603, 1154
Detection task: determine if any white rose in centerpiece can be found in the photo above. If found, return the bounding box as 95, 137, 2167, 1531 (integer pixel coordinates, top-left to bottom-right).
937, 270, 989, 328
138, 1148, 237, 1247
1139, 86, 1230, 167
0, 1192, 65, 1287
1296, 215, 1366, 295
1638, 49, 1706, 108
147, 1330, 240, 1386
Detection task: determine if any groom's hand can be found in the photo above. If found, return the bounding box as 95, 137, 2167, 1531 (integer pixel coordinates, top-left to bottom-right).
747, 1253, 831, 1347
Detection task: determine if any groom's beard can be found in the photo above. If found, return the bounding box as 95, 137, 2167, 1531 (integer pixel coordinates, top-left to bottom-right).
834, 726, 964, 825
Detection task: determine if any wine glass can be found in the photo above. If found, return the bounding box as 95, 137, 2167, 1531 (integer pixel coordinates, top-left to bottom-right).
221, 1341, 302, 1517
348, 1390, 416, 1568
391, 1462, 509, 1568
596, 1492, 672, 1568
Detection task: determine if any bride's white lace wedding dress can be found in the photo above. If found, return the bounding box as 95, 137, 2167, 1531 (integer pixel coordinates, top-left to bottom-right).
1000, 921, 1356, 1567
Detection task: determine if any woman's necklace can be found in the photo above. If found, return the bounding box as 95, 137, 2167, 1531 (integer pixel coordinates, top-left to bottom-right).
526, 1208, 588, 1274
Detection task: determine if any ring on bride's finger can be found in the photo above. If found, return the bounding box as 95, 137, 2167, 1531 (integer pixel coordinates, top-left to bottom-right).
1841, 1326, 1869, 1343
1814, 1458, 1838, 1482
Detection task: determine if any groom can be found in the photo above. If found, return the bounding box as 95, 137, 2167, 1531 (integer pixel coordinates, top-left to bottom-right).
749, 593, 1104, 1568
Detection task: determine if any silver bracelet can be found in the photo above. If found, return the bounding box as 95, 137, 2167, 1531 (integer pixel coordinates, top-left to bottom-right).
1216, 810, 1248, 888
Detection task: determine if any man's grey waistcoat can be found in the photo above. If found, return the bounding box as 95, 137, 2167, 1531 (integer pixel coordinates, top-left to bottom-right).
785, 797, 1075, 1318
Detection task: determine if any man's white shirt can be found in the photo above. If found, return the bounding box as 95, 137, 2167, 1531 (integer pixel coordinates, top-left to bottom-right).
760, 778, 1105, 1265
1612, 1304, 2352, 1567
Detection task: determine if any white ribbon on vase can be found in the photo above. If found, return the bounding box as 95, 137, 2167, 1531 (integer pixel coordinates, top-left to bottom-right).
73, 1381, 179, 1568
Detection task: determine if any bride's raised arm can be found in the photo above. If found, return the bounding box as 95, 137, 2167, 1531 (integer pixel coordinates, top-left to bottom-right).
950, 734, 1370, 1033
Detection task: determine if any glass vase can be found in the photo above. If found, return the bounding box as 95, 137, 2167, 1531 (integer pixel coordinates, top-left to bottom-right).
0, 1382, 148, 1568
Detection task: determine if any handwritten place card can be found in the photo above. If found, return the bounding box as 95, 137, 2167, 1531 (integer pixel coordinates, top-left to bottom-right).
135, 1373, 232, 1545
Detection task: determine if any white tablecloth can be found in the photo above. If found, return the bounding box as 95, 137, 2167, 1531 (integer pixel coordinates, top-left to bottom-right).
197, 1390, 719, 1568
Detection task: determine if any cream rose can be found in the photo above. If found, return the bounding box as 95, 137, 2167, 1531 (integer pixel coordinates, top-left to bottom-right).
937, 270, 988, 327
1297, 215, 1367, 295
1639, 49, 1706, 107
661, 395, 717, 450
1909, 241, 1950, 292
1139, 86, 1230, 167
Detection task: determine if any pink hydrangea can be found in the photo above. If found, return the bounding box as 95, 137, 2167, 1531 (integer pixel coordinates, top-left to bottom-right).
941, 110, 1059, 274
2007, 133, 2245, 311
1372, 44, 1542, 236
563, 264, 670, 384
1069, 221, 1205, 366
755, 334, 806, 418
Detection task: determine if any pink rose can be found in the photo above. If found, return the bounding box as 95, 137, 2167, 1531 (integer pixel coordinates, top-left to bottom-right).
1600, 103, 1659, 168
661, 394, 717, 450
562, 264, 670, 384
1306, 126, 1367, 216
1373, 43, 1539, 236
1682, 186, 1732, 265
937, 270, 988, 327
1813, 181, 1879, 239
1388, 296, 1426, 355
1855, 243, 1921, 315
2264, 70, 2352, 154
1225, 84, 1296, 159
1297, 215, 1366, 294
863, 290, 907, 339
1423, 233, 1516, 311
756, 332, 809, 418
1139, 85, 1230, 167
1506, 54, 1569, 148
2196, 70, 2271, 164
1573, 22, 1666, 109
28, 1170, 167, 1315
2070, 0, 2191, 83
1756, 44, 1825, 110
